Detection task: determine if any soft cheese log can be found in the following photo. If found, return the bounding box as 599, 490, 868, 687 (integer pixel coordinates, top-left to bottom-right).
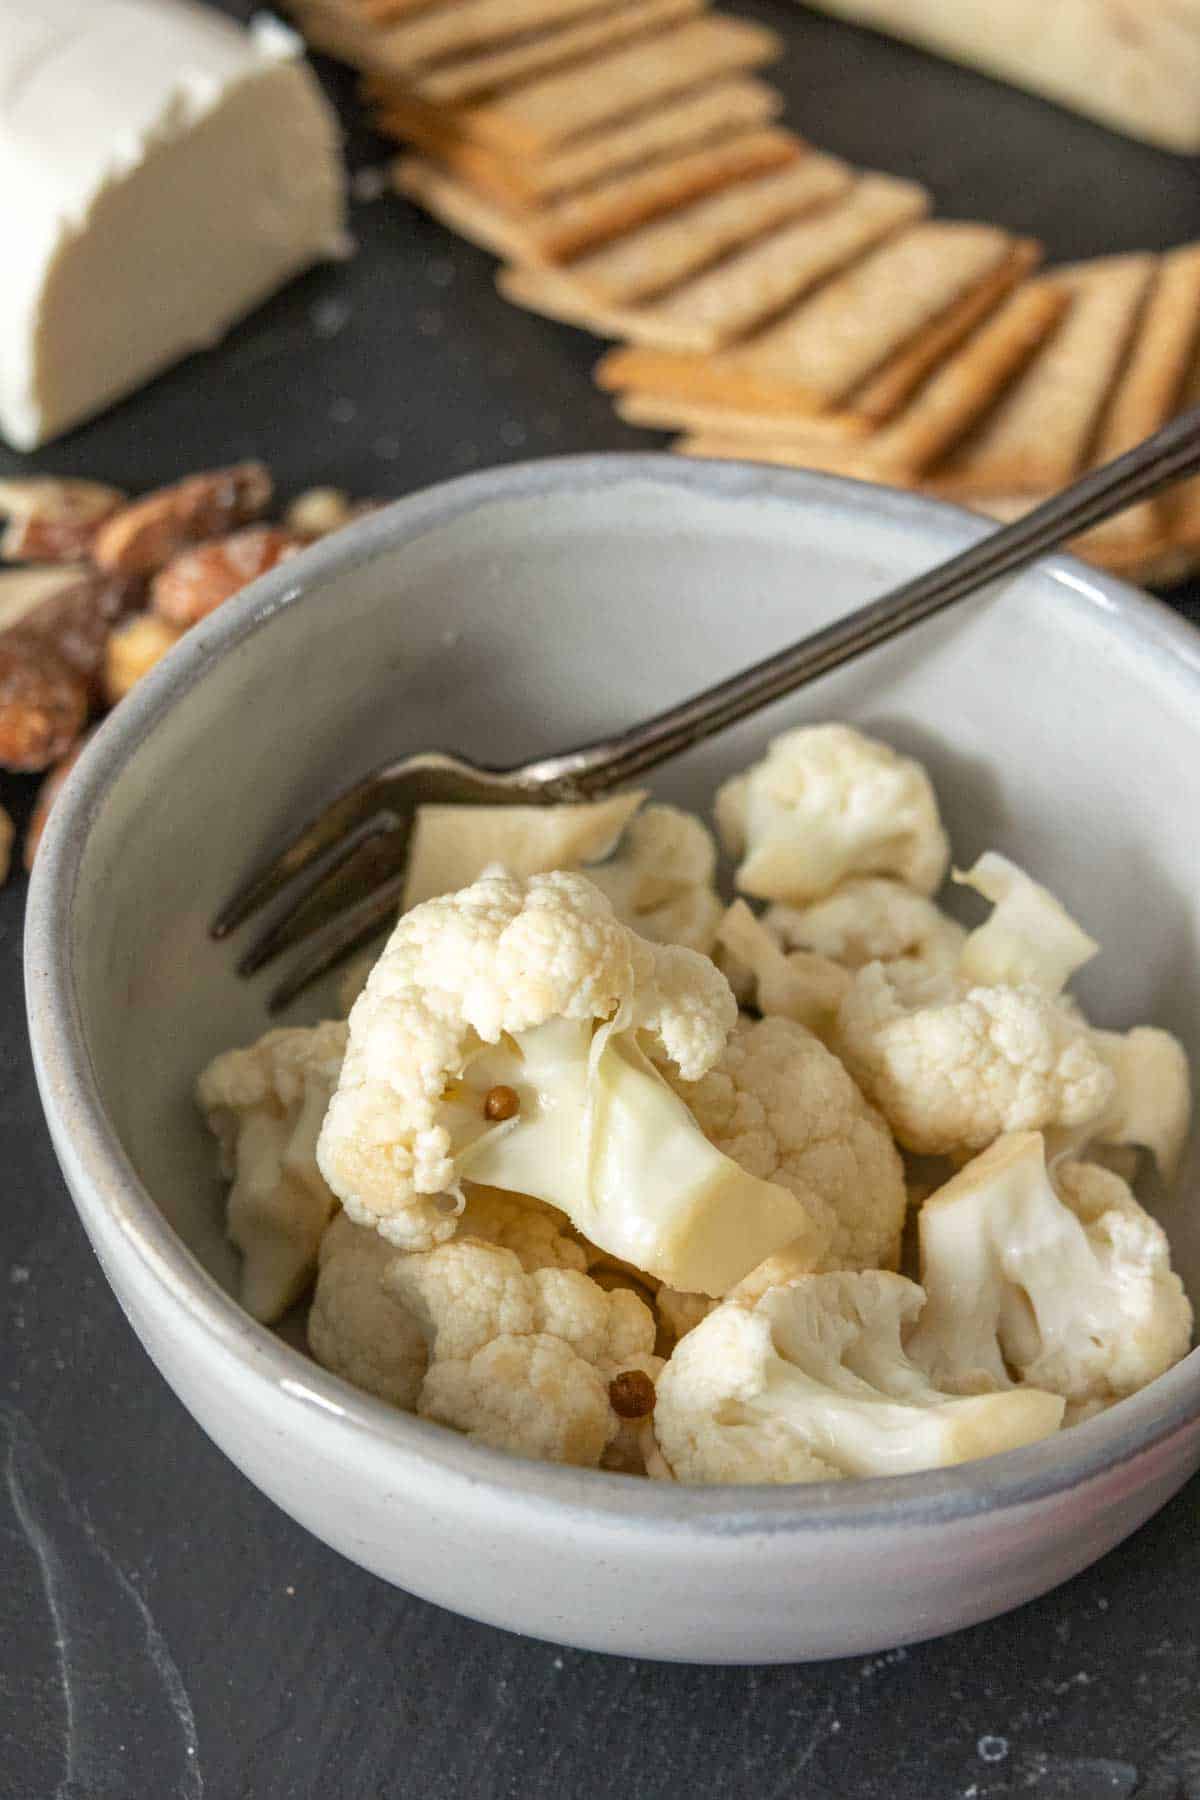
0, 1, 347, 450
798, 0, 1200, 153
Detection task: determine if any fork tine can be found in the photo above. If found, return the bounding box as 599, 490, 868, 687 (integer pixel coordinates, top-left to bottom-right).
237, 816, 412, 977
266, 871, 410, 1013
211, 776, 402, 940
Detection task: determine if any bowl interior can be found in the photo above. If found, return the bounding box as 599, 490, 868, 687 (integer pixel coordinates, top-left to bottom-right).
60, 460, 1200, 1319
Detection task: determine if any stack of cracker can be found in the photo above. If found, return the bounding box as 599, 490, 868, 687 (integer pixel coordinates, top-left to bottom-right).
283, 0, 1200, 587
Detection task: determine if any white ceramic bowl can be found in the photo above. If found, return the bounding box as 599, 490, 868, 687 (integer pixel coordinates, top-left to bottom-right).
25, 455, 1200, 1664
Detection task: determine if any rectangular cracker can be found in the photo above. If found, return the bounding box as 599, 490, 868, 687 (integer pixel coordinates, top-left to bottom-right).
363, 0, 634, 67
673, 434, 921, 482
418, 0, 707, 103
927, 254, 1157, 498
620, 170, 927, 351
374, 78, 782, 206
459, 15, 783, 154
527, 157, 863, 308
669, 275, 1062, 482
502, 170, 932, 355
394, 130, 803, 265
610, 245, 1041, 434
850, 239, 1040, 424
507, 170, 922, 356
524, 128, 804, 263
596, 221, 1018, 412
358, 0, 444, 17
338, 0, 703, 92
392, 156, 529, 257
359, 0, 455, 19
1076, 244, 1200, 553
615, 391, 874, 440
851, 275, 1065, 476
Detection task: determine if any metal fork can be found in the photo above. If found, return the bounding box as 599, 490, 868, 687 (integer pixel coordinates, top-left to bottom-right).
214, 410, 1200, 1009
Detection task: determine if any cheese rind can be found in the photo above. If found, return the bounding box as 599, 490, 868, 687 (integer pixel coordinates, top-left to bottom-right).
799, 0, 1200, 153
0, 1, 348, 450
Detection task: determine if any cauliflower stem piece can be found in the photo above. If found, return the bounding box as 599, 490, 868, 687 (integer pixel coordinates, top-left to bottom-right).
402, 791, 645, 911
318, 872, 811, 1293
954, 852, 1099, 994
450, 1017, 811, 1296
907, 1134, 1193, 1407
197, 1021, 348, 1323
651, 1271, 1064, 1484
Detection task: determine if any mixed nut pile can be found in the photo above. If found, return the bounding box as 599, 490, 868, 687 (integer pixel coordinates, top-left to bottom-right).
0, 467, 375, 881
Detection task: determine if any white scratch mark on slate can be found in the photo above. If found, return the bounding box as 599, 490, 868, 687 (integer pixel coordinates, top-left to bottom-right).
3, 1408, 203, 1799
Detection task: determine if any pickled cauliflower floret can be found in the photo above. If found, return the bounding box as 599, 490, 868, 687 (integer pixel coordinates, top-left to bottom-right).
198, 725, 1196, 1489
906, 1134, 1193, 1409
197, 1020, 348, 1323
1090, 1026, 1193, 1183
307, 1213, 427, 1410
714, 724, 950, 904
650, 1270, 1064, 1484
655, 1286, 718, 1346
458, 1184, 588, 1272
585, 803, 725, 954
836, 962, 1115, 1156
670, 1013, 907, 1273
318, 869, 811, 1292
954, 852, 1099, 993
388, 1238, 657, 1466
402, 791, 645, 910
716, 900, 851, 1043
763, 876, 966, 986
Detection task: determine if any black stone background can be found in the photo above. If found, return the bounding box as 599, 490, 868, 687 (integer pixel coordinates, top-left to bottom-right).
2, 5, 1199, 1795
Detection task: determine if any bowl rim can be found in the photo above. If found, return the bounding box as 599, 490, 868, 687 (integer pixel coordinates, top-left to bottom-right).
24, 450, 1200, 1539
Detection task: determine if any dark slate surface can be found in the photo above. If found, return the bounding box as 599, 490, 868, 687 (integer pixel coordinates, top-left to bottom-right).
3, 5, 1200, 1794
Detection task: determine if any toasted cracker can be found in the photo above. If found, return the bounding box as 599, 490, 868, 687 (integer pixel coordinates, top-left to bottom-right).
459, 15, 783, 155
375, 79, 783, 206
529, 128, 804, 263
344, 0, 703, 94
533, 157, 864, 308
419, 0, 706, 104
928, 254, 1157, 498
358, 0, 442, 17
623, 170, 925, 351
614, 391, 872, 440
393, 156, 530, 257
364, 0, 635, 68
855, 274, 1064, 475
613, 251, 1040, 437
597, 221, 1018, 412
394, 131, 803, 264
498, 263, 650, 335
537, 171, 924, 369
670, 275, 1061, 481
673, 434, 921, 482
496, 156, 874, 342
1076, 244, 1200, 553
851, 239, 1040, 424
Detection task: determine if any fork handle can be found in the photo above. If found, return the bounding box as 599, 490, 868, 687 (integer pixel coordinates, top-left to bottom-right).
526, 406, 1200, 797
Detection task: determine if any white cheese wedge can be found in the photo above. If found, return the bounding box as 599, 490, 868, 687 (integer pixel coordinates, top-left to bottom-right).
0, 0, 348, 449
798, 0, 1200, 153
